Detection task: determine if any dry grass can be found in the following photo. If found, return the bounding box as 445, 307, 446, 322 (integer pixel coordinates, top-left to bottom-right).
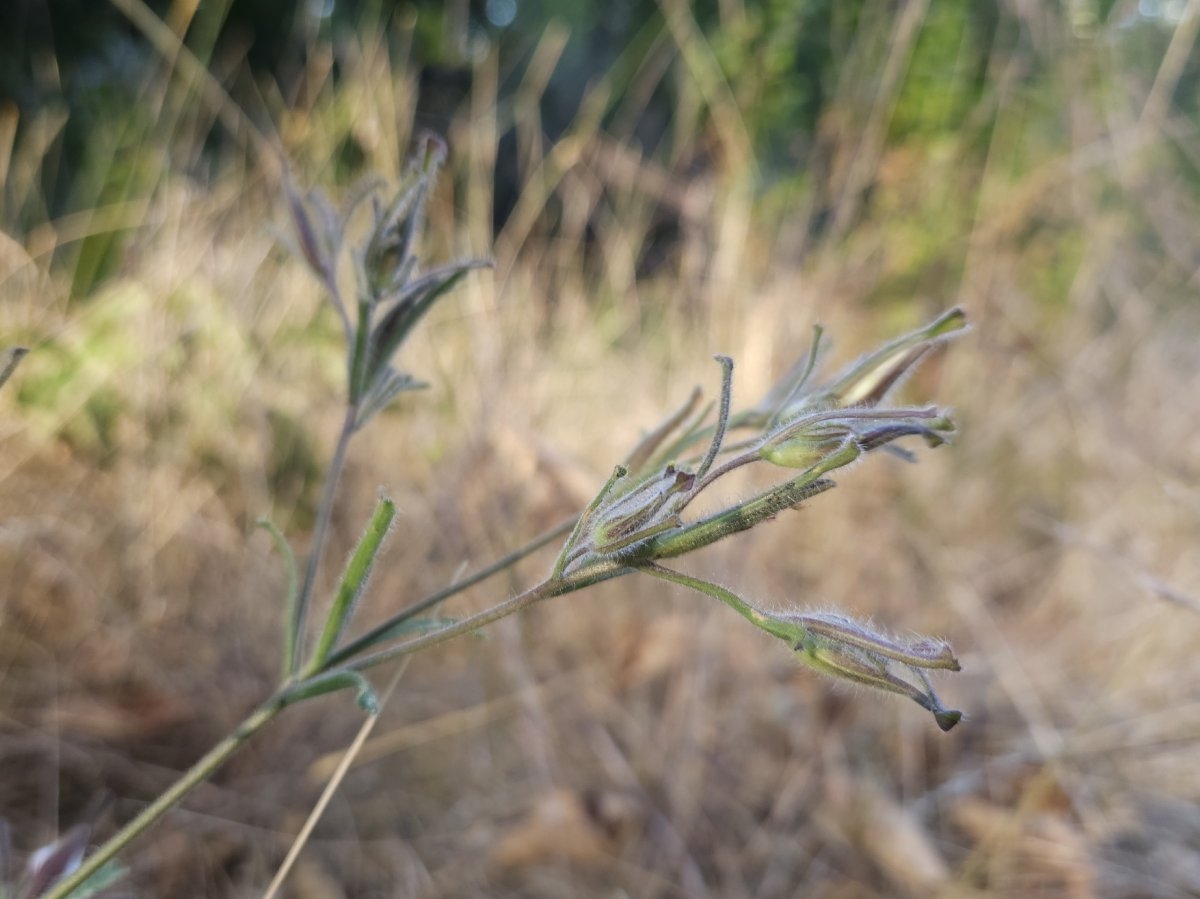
2, 3, 1199, 897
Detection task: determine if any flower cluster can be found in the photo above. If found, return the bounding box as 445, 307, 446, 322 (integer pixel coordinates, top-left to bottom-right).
557, 308, 968, 728
286, 134, 492, 430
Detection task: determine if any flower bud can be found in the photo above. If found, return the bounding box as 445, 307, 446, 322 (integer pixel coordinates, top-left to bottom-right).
787, 611, 962, 730
759, 424, 853, 470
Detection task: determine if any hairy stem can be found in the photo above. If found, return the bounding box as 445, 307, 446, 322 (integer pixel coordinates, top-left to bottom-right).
640, 563, 798, 642
348, 561, 629, 673
328, 514, 578, 667
290, 405, 357, 674
42, 698, 285, 899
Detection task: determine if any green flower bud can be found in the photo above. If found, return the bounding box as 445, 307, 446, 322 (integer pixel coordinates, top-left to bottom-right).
789, 611, 962, 731
758, 425, 851, 469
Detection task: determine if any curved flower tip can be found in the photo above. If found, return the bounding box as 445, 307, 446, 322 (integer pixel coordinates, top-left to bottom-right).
634, 570, 964, 731
740, 307, 967, 427
787, 611, 963, 730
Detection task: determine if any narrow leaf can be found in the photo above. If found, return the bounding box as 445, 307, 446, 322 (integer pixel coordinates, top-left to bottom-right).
283, 176, 329, 280
366, 258, 493, 387
821, 307, 967, 408
354, 366, 424, 431
280, 670, 380, 715
339, 616, 459, 655
307, 496, 396, 673
348, 297, 373, 403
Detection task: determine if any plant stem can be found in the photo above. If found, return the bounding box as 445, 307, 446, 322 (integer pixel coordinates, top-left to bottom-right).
326, 514, 577, 667
641, 562, 799, 642
44, 551, 606, 899
289, 405, 357, 674
347, 561, 629, 672
42, 698, 285, 899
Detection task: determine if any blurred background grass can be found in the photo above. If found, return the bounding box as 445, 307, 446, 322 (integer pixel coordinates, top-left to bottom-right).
2, 0, 1200, 896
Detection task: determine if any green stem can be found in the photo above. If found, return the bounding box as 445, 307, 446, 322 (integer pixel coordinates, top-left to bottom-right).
327, 514, 577, 667
42, 697, 285, 899
348, 562, 629, 673
640, 563, 800, 643
637, 475, 836, 562
290, 405, 357, 674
